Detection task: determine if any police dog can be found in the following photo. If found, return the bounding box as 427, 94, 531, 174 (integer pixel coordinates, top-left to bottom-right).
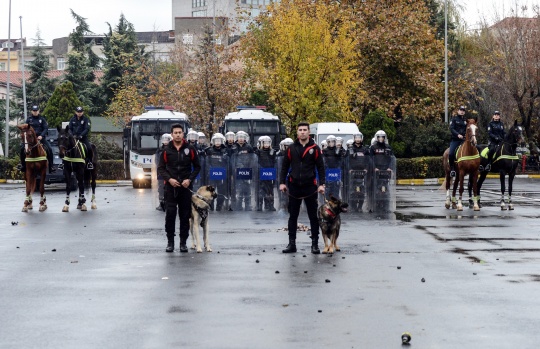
190, 185, 218, 253
318, 195, 349, 254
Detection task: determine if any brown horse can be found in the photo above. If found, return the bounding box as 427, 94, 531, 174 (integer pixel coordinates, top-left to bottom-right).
443, 120, 481, 211
18, 124, 48, 212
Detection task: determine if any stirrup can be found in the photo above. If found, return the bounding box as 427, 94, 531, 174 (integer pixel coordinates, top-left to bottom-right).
450, 170, 456, 178
484, 164, 491, 172
86, 162, 94, 170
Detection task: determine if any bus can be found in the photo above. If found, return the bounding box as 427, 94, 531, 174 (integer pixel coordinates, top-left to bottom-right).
219, 106, 287, 150
123, 106, 190, 188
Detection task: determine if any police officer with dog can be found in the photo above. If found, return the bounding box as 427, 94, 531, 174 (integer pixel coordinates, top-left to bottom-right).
448, 106, 468, 177
19, 105, 55, 173
279, 122, 326, 254
158, 123, 201, 253
485, 110, 505, 172
67, 106, 94, 170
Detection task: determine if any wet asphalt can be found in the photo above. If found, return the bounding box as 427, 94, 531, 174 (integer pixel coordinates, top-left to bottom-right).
1, 179, 540, 348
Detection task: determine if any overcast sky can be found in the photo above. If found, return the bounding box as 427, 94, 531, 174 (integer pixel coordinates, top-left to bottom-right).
0, 0, 539, 46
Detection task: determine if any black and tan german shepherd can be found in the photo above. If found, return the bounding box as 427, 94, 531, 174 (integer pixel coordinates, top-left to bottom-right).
318, 195, 349, 254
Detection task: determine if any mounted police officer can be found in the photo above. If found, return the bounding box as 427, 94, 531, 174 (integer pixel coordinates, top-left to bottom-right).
67, 106, 93, 170
19, 105, 55, 173
485, 110, 505, 172
449, 106, 468, 177
157, 123, 201, 253
256, 135, 277, 211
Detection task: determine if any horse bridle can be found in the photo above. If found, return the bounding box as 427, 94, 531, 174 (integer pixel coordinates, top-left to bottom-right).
58, 135, 82, 158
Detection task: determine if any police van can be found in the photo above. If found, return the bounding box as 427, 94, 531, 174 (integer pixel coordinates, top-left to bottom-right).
309, 122, 361, 147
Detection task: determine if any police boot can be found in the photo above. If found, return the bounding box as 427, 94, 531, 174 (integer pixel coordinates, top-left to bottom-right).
449, 164, 456, 178
282, 237, 297, 253
245, 197, 252, 211
179, 238, 188, 253
311, 237, 321, 254
257, 198, 263, 211
165, 235, 174, 252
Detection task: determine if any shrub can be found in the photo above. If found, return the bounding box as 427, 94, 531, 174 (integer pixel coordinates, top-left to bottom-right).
396, 156, 444, 179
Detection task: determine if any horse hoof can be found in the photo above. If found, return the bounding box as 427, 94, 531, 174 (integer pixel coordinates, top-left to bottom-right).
77, 205, 82, 210
81, 205, 87, 211
457, 205, 463, 211
445, 204, 450, 209
474, 205, 480, 211
91, 204, 97, 210
39, 205, 47, 212
62, 206, 69, 212
451, 203, 457, 209
501, 206, 507, 211
22, 207, 28, 212
28, 205, 33, 210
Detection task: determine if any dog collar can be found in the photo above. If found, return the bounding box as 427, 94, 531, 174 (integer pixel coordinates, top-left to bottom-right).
325, 207, 337, 219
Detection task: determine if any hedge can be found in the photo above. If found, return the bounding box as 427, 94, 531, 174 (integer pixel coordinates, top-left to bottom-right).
396, 156, 444, 179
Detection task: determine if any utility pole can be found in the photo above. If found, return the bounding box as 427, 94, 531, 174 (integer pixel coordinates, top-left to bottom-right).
20, 16, 27, 120
444, 0, 449, 123
5, 0, 12, 157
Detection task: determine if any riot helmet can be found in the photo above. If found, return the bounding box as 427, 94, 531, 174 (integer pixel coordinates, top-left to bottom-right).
236, 131, 248, 145
197, 132, 207, 145
321, 140, 328, 150
260, 135, 272, 149
160, 133, 172, 146
225, 131, 236, 144
186, 130, 198, 143
211, 133, 225, 147
346, 139, 354, 149
336, 136, 343, 148
353, 132, 363, 143
375, 130, 388, 145
280, 138, 293, 152
326, 135, 336, 148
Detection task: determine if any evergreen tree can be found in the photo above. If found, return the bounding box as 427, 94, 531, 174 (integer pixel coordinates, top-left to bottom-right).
64, 10, 103, 115
43, 81, 84, 127
101, 14, 149, 105
15, 30, 58, 116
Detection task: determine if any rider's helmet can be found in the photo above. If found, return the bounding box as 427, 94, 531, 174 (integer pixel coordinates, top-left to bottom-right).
160, 133, 172, 146
326, 135, 336, 148
336, 136, 343, 148
197, 131, 207, 145
186, 130, 198, 143
210, 133, 225, 147
321, 140, 328, 150
353, 132, 363, 143
346, 139, 354, 149
225, 131, 236, 143
375, 130, 387, 144
280, 138, 294, 152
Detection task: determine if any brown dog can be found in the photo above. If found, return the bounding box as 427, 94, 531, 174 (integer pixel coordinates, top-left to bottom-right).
318, 195, 349, 254
190, 185, 218, 253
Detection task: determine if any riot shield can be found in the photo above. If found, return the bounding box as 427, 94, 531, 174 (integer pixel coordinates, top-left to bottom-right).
370, 154, 397, 213
192, 155, 205, 191
231, 152, 258, 211
204, 152, 229, 211
151, 152, 165, 212
257, 161, 278, 211
344, 151, 372, 212
323, 162, 344, 201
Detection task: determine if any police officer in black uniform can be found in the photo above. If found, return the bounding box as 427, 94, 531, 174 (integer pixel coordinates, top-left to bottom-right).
20, 105, 55, 173
322, 135, 344, 199
369, 130, 394, 169
279, 122, 326, 254
347, 132, 369, 212
158, 124, 201, 253
449, 106, 468, 177
256, 135, 277, 211
232, 131, 255, 210
67, 106, 93, 170
205, 133, 229, 211
485, 110, 505, 172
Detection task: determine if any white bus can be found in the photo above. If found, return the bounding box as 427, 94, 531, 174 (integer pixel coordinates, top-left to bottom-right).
123, 107, 190, 188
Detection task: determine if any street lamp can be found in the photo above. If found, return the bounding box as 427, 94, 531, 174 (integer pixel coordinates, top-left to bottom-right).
444, 0, 449, 123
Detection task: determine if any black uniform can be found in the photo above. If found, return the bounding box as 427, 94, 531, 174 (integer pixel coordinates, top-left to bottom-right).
21, 113, 54, 172
67, 114, 93, 165
449, 115, 467, 168
346, 142, 370, 211
279, 138, 326, 244
232, 142, 255, 210
256, 147, 277, 211
205, 144, 229, 211
369, 141, 394, 169
157, 139, 201, 245
322, 146, 345, 199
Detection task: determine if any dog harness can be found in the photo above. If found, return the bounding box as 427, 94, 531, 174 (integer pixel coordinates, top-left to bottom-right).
193, 203, 209, 228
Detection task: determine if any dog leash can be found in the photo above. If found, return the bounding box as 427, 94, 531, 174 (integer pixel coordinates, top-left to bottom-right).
284, 190, 319, 200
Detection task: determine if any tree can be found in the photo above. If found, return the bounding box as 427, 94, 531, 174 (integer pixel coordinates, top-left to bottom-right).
242, 0, 360, 129
358, 109, 396, 145
101, 14, 150, 106
64, 10, 103, 115
43, 81, 84, 127
104, 82, 145, 128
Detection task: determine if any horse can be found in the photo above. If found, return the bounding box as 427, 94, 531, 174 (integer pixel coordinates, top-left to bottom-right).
57, 126, 98, 212
468, 120, 525, 210
443, 120, 481, 211
18, 124, 48, 212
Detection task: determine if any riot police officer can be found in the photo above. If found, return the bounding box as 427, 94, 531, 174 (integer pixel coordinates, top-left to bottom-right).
67, 106, 93, 170
225, 131, 236, 154
19, 105, 55, 173
197, 132, 208, 152
485, 110, 505, 171
322, 135, 343, 199
346, 132, 370, 212
186, 130, 199, 148
205, 133, 229, 211
256, 135, 277, 211
369, 130, 394, 169
232, 131, 255, 210
449, 106, 468, 177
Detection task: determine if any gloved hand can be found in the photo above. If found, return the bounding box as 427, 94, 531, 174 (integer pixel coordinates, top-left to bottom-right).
75, 135, 81, 140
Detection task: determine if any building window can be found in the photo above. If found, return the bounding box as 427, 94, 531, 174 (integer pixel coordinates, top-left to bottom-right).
57, 57, 66, 70
0, 62, 6, 71
192, 10, 207, 17
192, 0, 207, 7
183, 34, 194, 45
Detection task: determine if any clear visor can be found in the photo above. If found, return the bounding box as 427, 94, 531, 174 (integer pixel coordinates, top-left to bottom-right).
327, 140, 335, 146
354, 135, 363, 141
213, 139, 222, 146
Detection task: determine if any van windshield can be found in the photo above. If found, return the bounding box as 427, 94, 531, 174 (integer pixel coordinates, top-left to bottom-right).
318, 134, 354, 147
